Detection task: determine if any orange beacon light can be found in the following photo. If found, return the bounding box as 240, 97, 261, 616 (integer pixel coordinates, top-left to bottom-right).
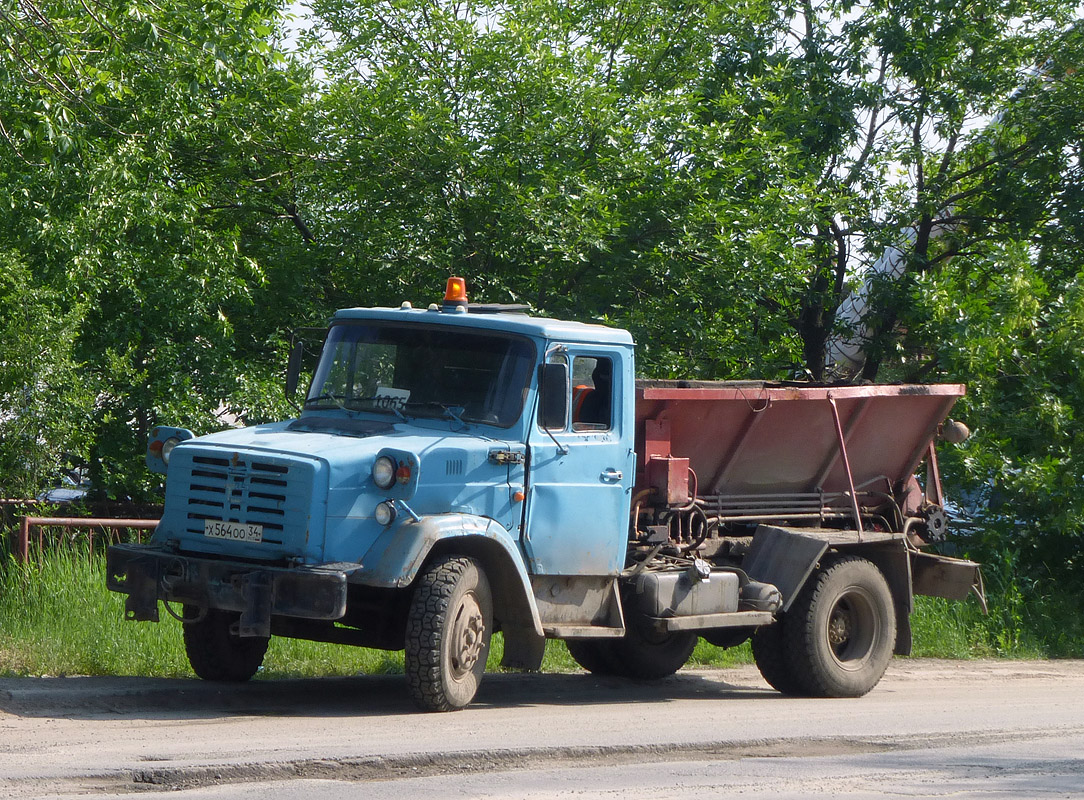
443, 277, 468, 310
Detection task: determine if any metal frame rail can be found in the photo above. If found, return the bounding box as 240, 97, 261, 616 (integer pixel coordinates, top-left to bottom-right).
10, 517, 159, 563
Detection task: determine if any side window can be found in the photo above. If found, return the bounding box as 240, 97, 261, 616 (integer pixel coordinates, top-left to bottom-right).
571, 356, 613, 432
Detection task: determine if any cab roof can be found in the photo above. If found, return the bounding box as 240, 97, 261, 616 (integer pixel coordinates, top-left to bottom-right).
332, 305, 635, 346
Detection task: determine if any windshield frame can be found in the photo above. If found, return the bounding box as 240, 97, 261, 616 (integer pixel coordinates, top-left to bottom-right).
303, 319, 538, 429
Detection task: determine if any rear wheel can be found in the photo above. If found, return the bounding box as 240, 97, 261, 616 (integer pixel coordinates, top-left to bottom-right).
566, 638, 620, 675
785, 555, 896, 697
608, 601, 697, 680
703, 627, 754, 650
182, 607, 268, 682
405, 556, 493, 712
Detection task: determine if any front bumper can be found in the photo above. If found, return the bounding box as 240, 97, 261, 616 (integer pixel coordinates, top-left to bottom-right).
106, 543, 349, 637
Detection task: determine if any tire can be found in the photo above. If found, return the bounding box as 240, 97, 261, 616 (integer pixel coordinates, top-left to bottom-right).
566, 638, 621, 675
751, 620, 805, 695
182, 607, 268, 682
608, 601, 697, 680
405, 556, 493, 712
785, 555, 896, 698
703, 627, 754, 650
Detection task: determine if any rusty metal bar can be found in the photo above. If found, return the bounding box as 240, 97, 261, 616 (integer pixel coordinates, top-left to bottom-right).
925, 441, 944, 507
17, 515, 26, 561
639, 382, 966, 402
828, 396, 864, 537
12, 517, 159, 563
813, 397, 871, 490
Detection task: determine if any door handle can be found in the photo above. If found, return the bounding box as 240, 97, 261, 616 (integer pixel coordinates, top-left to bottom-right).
600, 469, 623, 483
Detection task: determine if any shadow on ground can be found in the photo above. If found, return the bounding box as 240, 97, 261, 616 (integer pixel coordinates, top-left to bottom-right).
0, 668, 776, 721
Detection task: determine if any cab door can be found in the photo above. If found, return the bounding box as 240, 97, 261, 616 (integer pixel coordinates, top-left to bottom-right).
523, 347, 634, 576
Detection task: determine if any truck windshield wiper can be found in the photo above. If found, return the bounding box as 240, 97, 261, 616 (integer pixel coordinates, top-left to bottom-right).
306, 394, 409, 419
402, 402, 468, 426
442, 405, 466, 426
304, 392, 350, 411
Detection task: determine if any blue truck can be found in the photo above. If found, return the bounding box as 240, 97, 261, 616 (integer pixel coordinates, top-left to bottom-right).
107, 278, 981, 711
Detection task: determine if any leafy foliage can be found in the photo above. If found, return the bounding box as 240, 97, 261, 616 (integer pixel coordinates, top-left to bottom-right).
899, 21, 1084, 593
0, 0, 1082, 627
300, 0, 811, 376
0, 250, 93, 496
1, 0, 312, 497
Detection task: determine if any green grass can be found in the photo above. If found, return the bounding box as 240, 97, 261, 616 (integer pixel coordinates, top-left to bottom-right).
0, 546, 188, 677
1, 544, 1079, 680
0, 547, 599, 678
909, 569, 1084, 660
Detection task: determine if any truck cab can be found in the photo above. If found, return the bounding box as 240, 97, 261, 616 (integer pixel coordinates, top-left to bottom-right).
110, 282, 641, 710
108, 279, 981, 711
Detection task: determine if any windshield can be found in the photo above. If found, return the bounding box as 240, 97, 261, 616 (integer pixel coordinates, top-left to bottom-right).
305, 322, 536, 428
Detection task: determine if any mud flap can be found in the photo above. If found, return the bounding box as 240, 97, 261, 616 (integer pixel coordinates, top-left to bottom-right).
500, 623, 546, 671
742, 526, 829, 612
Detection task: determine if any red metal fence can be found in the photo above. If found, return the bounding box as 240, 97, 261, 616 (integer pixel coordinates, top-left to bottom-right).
10, 517, 159, 563
2, 500, 161, 563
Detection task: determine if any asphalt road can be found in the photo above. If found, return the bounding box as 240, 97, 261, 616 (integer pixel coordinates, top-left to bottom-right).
1, 659, 1082, 798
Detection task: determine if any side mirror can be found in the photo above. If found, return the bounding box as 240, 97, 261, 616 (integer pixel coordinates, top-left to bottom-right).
539, 362, 569, 430
285, 341, 304, 400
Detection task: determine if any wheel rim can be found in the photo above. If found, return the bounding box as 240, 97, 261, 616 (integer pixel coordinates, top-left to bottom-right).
824, 586, 879, 671
448, 591, 487, 680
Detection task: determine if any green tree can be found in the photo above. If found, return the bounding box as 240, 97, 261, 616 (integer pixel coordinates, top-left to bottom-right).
0, 0, 316, 498
693, 0, 1079, 382
910, 21, 1084, 594
0, 250, 92, 497
1, 0, 1082, 620
302, 0, 809, 377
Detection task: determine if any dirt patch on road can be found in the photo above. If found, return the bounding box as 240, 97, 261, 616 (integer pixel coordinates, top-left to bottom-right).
85, 729, 1084, 794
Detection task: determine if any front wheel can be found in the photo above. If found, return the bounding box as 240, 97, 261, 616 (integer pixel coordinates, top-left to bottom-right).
182, 607, 268, 682
785, 555, 896, 697
405, 556, 493, 712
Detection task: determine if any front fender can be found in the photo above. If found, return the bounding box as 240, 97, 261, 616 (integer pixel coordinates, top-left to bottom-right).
355, 513, 543, 636
357, 514, 509, 587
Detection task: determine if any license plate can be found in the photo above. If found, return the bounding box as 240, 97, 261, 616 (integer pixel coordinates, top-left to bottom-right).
203, 520, 263, 543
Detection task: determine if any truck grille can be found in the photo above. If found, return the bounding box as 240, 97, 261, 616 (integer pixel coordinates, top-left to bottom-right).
180, 454, 312, 545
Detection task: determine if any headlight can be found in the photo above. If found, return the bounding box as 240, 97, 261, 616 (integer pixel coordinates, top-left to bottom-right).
374, 500, 397, 527
161, 436, 181, 464
372, 456, 397, 489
